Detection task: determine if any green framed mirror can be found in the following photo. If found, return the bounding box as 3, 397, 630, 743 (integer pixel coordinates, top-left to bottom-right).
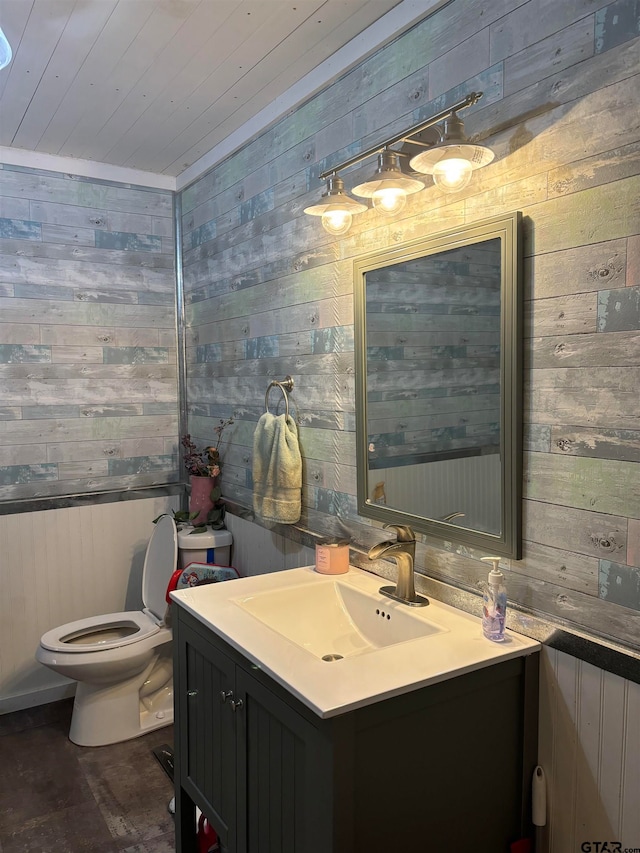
354, 211, 522, 558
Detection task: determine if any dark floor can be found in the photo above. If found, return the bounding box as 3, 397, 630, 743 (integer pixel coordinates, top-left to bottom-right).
0, 699, 175, 853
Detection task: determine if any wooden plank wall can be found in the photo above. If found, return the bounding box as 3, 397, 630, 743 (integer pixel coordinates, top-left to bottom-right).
180, 0, 639, 651
0, 166, 179, 498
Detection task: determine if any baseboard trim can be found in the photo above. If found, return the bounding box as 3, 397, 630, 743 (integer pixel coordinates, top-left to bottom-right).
0, 682, 76, 715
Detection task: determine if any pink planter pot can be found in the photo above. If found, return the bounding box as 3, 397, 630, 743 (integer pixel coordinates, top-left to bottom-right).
189, 475, 218, 525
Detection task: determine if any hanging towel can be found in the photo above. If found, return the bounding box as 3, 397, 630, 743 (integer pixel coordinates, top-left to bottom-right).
253, 412, 302, 524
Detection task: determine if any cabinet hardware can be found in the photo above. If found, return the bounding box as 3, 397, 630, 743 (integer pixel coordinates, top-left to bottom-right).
220, 690, 233, 703
229, 699, 244, 712
187, 690, 198, 697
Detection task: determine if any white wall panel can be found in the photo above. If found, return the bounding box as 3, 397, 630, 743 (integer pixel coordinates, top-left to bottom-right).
224, 514, 314, 576
621, 679, 640, 843
573, 659, 605, 844
538, 647, 640, 852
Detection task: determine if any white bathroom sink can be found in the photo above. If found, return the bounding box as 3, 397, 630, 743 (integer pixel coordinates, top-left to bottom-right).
171, 565, 540, 718
232, 579, 445, 660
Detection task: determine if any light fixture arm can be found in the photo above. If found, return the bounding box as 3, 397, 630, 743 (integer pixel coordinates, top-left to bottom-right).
318, 91, 483, 180
401, 126, 444, 149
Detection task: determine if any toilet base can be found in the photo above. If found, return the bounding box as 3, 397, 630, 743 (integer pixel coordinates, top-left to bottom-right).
69, 655, 174, 747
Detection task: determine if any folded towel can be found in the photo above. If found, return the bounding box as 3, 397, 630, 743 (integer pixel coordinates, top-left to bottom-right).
252, 412, 302, 524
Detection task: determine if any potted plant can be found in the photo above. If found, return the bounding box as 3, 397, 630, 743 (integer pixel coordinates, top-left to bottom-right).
181, 419, 233, 529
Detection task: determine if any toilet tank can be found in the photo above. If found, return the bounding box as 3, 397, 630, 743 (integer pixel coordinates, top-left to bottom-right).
177, 526, 233, 568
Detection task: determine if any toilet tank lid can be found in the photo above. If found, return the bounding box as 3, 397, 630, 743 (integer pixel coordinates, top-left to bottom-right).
142, 514, 178, 620
177, 526, 233, 549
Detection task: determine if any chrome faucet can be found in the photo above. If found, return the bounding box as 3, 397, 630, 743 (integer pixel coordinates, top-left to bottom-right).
367, 524, 429, 607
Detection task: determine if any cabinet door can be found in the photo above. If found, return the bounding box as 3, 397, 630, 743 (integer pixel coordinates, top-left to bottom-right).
179, 625, 238, 851
235, 667, 333, 853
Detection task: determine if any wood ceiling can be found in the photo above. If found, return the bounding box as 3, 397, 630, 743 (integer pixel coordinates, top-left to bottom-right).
0, 0, 406, 180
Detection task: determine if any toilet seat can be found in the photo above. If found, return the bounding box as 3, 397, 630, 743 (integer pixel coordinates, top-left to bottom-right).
39, 610, 160, 654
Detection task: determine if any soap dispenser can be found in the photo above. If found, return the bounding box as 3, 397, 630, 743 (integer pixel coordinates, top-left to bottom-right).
481, 556, 507, 642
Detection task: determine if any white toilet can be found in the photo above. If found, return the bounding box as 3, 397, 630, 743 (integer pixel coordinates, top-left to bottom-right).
36, 514, 178, 747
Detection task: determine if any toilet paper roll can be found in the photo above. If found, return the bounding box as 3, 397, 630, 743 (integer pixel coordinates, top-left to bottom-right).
532, 764, 547, 826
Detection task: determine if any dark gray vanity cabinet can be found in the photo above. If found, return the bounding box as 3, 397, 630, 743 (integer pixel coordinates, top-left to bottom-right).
174, 605, 539, 853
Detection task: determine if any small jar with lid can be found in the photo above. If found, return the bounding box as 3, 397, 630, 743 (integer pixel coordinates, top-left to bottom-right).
315, 539, 350, 574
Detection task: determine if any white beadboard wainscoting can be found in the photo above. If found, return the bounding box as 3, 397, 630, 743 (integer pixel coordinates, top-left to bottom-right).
225, 513, 315, 576
0, 494, 179, 713
537, 646, 639, 852
375, 454, 501, 536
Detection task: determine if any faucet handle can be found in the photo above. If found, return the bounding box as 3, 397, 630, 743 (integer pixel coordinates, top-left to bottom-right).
383, 523, 416, 542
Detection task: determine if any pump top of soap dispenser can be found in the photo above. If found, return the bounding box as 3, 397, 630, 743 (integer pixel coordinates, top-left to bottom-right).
481, 556, 504, 586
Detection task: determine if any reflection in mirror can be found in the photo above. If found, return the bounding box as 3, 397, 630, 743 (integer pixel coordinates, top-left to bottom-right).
355, 212, 522, 558
366, 238, 502, 534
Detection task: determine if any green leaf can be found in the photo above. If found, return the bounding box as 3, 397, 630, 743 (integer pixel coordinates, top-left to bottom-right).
173, 510, 193, 523
207, 504, 226, 529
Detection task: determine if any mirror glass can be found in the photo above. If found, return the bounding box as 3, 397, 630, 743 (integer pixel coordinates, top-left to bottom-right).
354, 212, 522, 557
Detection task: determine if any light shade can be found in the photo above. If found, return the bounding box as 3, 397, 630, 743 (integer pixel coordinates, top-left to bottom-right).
0, 26, 12, 70
352, 150, 424, 216
409, 113, 494, 193
304, 175, 367, 235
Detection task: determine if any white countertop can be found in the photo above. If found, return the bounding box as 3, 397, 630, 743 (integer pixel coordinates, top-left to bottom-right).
171, 565, 540, 718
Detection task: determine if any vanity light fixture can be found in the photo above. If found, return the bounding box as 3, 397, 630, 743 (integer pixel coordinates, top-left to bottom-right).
305, 92, 494, 235
303, 174, 367, 236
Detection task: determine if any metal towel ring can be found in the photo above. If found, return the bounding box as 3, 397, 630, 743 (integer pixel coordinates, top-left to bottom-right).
265, 375, 294, 418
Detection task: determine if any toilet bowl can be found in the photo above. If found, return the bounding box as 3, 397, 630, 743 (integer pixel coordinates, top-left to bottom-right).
36, 514, 178, 747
